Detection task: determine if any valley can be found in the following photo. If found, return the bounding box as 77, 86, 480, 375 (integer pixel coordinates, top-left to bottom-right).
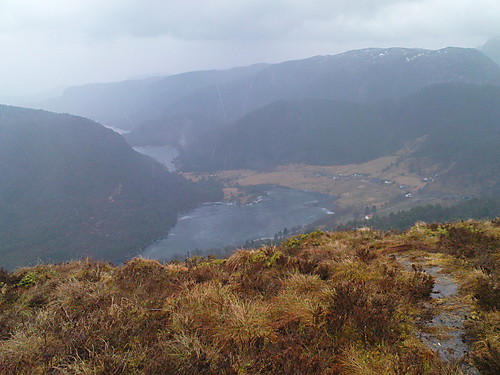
184, 152, 475, 226
210, 156, 425, 207
2, 5, 500, 374
1, 44, 499, 269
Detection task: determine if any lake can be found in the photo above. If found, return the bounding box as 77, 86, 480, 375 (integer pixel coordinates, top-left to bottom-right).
141, 185, 336, 261
132, 145, 337, 262
133, 145, 179, 171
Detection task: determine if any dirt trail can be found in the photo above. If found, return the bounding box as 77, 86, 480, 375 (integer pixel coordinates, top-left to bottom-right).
397, 255, 478, 374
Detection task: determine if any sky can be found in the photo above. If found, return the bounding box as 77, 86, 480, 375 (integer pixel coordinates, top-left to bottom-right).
0, 0, 499, 96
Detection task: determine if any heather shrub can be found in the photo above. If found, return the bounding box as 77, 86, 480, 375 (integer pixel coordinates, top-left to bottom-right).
321, 279, 400, 345
436, 222, 499, 258
471, 338, 500, 375
0, 221, 496, 374
473, 273, 500, 311
401, 267, 435, 301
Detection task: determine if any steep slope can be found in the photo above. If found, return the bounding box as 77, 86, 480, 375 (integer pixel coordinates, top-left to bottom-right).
179, 99, 394, 171
399, 84, 500, 195
187, 47, 500, 118
0, 105, 222, 269
178, 83, 500, 194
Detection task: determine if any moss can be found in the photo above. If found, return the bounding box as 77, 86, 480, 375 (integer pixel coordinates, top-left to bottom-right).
16, 272, 37, 288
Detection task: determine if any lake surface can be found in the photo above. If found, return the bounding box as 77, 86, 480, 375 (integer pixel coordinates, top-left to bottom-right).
133, 146, 179, 171
131, 145, 336, 261
142, 185, 336, 261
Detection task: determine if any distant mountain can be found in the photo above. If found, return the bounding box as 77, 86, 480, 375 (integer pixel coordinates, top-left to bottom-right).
171, 47, 500, 117
40, 47, 500, 147
43, 64, 269, 131
179, 99, 395, 170
479, 36, 500, 66
124, 47, 500, 146
178, 83, 500, 194
0, 105, 222, 269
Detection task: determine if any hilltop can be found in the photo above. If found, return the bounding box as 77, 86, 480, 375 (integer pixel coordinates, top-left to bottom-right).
0, 220, 497, 374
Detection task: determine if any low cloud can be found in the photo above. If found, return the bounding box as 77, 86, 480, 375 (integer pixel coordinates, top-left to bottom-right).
0, 0, 498, 95
7, 0, 496, 42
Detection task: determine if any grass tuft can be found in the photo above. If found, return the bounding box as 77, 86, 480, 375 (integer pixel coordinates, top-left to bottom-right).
0, 220, 496, 373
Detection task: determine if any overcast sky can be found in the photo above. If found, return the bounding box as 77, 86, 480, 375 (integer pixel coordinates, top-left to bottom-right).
1, 0, 499, 96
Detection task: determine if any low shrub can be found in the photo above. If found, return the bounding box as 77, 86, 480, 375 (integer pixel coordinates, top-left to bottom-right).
0, 220, 496, 374
471, 338, 500, 375
473, 274, 500, 311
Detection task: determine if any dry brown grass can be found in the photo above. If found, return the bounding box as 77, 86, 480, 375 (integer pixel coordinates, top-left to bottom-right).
189, 154, 433, 211
0, 221, 497, 374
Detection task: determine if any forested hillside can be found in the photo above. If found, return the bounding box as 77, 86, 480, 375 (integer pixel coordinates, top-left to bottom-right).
0, 105, 222, 269
178, 83, 500, 195
335, 198, 500, 231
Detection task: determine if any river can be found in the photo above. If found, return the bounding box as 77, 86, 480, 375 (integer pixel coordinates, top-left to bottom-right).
107, 126, 179, 172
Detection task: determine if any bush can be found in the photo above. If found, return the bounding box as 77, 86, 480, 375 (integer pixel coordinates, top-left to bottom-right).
473, 274, 500, 311
471, 339, 500, 375
0, 221, 496, 374
321, 279, 400, 344
437, 223, 499, 258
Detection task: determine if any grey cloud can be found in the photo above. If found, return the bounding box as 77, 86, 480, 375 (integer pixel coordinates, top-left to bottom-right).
87, 0, 417, 40
2, 0, 497, 44
0, 0, 422, 41
0, 0, 498, 96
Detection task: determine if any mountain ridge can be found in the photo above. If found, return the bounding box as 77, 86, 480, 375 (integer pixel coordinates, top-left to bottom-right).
36, 47, 500, 147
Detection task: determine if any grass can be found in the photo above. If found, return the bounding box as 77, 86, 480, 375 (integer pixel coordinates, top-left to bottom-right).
0, 220, 497, 374
202, 157, 420, 208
